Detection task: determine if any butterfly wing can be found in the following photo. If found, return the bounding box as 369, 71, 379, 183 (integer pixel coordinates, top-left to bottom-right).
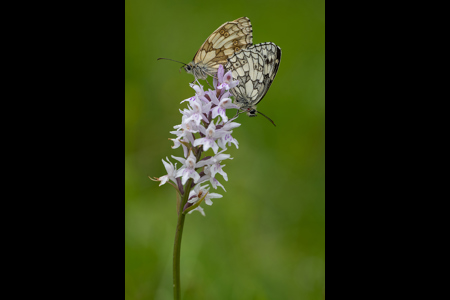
225, 42, 281, 107
225, 49, 266, 108
192, 17, 253, 76
249, 42, 282, 103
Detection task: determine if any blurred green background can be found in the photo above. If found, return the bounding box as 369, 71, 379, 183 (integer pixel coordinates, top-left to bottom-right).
125, 0, 324, 299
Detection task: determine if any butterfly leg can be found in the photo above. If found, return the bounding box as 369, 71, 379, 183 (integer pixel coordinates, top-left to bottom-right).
206, 79, 213, 89
228, 109, 245, 123
204, 71, 219, 89
229, 111, 240, 122
191, 78, 204, 89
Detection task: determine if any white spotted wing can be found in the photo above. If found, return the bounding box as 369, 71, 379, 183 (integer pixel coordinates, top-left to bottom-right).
184, 17, 253, 80
225, 42, 281, 116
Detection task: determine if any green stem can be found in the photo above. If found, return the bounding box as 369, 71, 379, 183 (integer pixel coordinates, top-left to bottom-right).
173, 148, 203, 300
173, 178, 193, 300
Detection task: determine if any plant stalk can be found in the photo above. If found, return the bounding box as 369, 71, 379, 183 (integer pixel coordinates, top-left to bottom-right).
172, 178, 192, 300
173, 148, 203, 300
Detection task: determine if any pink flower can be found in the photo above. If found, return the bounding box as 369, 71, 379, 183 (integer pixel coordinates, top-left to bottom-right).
198, 165, 227, 191
187, 184, 223, 206
153, 157, 177, 186
217, 70, 239, 90
180, 96, 211, 126
200, 150, 232, 181
194, 122, 225, 154
209, 90, 238, 123
172, 151, 205, 184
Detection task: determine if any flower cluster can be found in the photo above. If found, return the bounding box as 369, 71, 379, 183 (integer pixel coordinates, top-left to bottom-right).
151, 65, 241, 216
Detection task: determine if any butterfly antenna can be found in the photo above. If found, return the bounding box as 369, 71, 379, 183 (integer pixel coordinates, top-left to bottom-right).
157, 58, 187, 65
156, 58, 188, 73
256, 111, 276, 127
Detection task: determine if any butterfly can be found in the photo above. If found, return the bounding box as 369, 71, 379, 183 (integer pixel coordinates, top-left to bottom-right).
224, 42, 282, 126
159, 17, 253, 82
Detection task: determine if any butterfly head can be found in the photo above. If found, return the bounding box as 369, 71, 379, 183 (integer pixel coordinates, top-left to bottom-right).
235, 98, 257, 117
183, 62, 210, 80
245, 107, 257, 117
183, 63, 193, 74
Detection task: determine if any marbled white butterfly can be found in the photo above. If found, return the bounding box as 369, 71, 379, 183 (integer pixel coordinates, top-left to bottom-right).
159, 17, 253, 82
